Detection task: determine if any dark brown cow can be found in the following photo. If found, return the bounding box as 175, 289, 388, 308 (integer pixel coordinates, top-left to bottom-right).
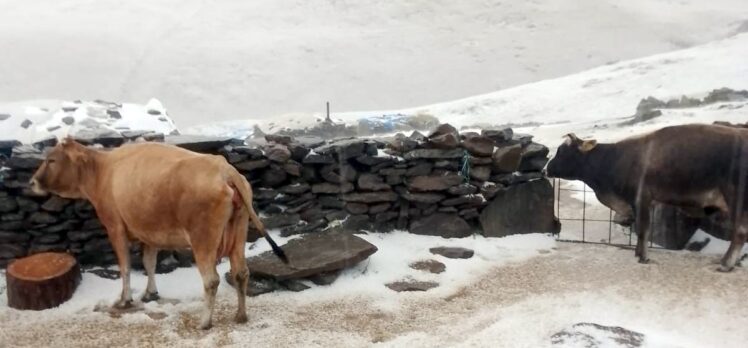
30, 138, 288, 329
546, 124, 748, 271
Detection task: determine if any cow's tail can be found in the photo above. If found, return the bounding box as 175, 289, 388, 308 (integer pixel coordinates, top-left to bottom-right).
228, 171, 289, 264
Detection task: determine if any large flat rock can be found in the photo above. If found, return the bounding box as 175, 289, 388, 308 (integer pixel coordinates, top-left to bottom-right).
247, 231, 378, 280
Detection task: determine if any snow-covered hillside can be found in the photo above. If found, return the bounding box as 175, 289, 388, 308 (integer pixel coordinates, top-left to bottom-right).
187, 32, 748, 148
1, 0, 747, 127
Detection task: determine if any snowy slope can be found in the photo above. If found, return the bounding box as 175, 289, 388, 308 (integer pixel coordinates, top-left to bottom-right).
1, 0, 748, 127
187, 32, 748, 147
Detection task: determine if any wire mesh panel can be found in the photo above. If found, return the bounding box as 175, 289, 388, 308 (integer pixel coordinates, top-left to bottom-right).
552, 178, 642, 247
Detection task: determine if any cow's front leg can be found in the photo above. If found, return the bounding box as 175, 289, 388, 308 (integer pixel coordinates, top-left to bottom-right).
110, 227, 133, 309
141, 245, 160, 302
635, 202, 652, 264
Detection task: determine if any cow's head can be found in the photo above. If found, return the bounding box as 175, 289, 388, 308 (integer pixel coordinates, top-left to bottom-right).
30, 137, 93, 199
545, 133, 597, 180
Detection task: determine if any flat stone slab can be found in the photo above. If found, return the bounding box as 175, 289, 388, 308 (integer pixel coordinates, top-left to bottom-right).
247, 231, 378, 281
429, 246, 474, 259
386, 280, 439, 292
551, 322, 644, 347
409, 259, 446, 274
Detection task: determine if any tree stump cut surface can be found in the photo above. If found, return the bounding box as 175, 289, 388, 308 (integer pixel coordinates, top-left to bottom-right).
6, 252, 81, 310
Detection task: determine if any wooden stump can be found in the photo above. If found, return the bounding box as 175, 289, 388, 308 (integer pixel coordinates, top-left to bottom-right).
6, 252, 81, 310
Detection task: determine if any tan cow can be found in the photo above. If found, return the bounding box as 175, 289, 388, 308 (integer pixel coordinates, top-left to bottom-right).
29, 137, 288, 329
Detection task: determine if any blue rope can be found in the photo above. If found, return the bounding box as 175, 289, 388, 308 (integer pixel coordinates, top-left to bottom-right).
459, 150, 470, 183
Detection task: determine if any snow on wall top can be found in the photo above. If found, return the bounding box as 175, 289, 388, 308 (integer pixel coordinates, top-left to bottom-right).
0, 98, 178, 144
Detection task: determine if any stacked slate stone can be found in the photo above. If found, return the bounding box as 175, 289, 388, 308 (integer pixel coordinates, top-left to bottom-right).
0, 123, 556, 268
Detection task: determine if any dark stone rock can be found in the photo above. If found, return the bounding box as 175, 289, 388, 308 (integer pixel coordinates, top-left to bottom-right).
0, 113, 11, 121
0, 231, 31, 243
71, 128, 125, 147
32, 135, 58, 149
299, 206, 325, 222
427, 123, 460, 149
88, 269, 120, 280
438, 207, 458, 213
20, 119, 33, 129
459, 208, 480, 220
442, 194, 485, 207
261, 164, 288, 187
470, 166, 492, 181
480, 179, 560, 237
312, 182, 354, 194
410, 213, 472, 238
280, 183, 311, 195
551, 323, 644, 348
492, 172, 543, 186
264, 204, 284, 214
429, 246, 474, 259
358, 174, 390, 191
81, 218, 102, 230
325, 210, 349, 222
283, 160, 302, 176
0, 220, 23, 231
29, 211, 58, 225
386, 281, 439, 292
280, 279, 311, 292
41, 196, 71, 212
0, 196, 18, 213
319, 195, 345, 209
433, 160, 459, 170
303, 153, 335, 164
342, 191, 398, 203
403, 148, 463, 160
33, 233, 62, 244
0, 244, 27, 259
247, 231, 378, 280
263, 213, 301, 229
7, 145, 45, 170
521, 142, 549, 159
285, 200, 315, 214
339, 163, 358, 182
407, 174, 463, 192
462, 136, 494, 157
29, 242, 68, 254
224, 152, 249, 164
406, 162, 433, 176
492, 144, 523, 173
481, 128, 513, 143
399, 190, 446, 204
265, 134, 294, 145
265, 143, 292, 163
345, 203, 369, 215
410, 259, 446, 274
355, 154, 393, 167
254, 188, 279, 201
379, 168, 407, 176
68, 229, 102, 242
342, 214, 373, 231
307, 270, 341, 285
448, 184, 478, 195
704, 88, 748, 104
368, 203, 391, 215
42, 220, 77, 234
409, 130, 427, 142
319, 165, 343, 184
287, 144, 311, 163
164, 135, 233, 152
519, 156, 549, 172
387, 133, 419, 154
233, 146, 264, 158
1, 212, 25, 222
235, 159, 270, 172
315, 139, 366, 160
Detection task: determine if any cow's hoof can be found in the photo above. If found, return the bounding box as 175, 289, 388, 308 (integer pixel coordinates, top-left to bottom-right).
114, 299, 133, 309
638, 258, 650, 264
141, 292, 160, 303
198, 321, 213, 330
235, 312, 248, 324
717, 264, 734, 273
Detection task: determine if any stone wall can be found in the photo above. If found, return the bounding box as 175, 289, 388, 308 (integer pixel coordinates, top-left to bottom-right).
0, 124, 559, 268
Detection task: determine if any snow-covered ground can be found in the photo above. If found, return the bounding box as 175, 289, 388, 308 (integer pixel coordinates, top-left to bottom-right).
2, 0, 748, 128
2, 236, 747, 347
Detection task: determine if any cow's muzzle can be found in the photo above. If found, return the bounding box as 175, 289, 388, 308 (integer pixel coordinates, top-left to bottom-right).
29, 178, 47, 195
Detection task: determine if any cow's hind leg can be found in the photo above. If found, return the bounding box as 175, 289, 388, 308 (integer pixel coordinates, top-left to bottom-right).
141, 245, 160, 302
193, 248, 221, 330
107, 224, 133, 309
635, 201, 652, 264
720, 217, 748, 272
228, 208, 250, 323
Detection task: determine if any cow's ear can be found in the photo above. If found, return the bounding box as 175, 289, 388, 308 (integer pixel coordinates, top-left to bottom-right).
563, 133, 581, 145
579, 139, 598, 152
